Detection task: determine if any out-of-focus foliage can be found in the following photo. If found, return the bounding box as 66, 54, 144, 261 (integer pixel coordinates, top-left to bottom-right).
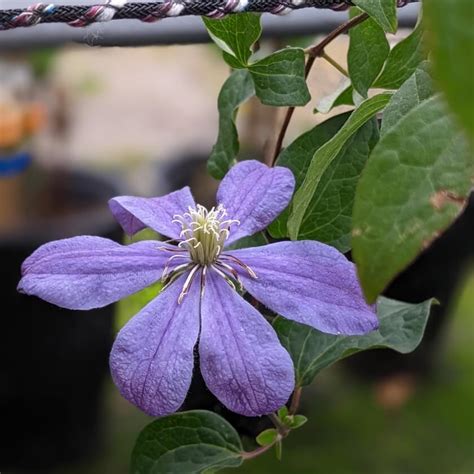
425, 0, 474, 140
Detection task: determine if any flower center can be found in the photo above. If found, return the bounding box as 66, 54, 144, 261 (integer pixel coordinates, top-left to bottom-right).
172, 204, 239, 265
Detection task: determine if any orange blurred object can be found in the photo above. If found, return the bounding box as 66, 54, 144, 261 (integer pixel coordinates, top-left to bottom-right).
23, 102, 47, 135
0, 101, 47, 150
0, 103, 24, 149
374, 373, 417, 410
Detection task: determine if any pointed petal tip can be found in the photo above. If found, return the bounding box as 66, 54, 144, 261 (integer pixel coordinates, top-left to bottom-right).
335, 305, 380, 336
109, 356, 182, 418
16, 279, 25, 294
228, 392, 294, 417
349, 312, 380, 336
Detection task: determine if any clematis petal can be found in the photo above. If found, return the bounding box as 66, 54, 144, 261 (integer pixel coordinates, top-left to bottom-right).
110, 272, 200, 417
109, 187, 196, 239
18, 236, 181, 310
199, 269, 294, 416
217, 160, 295, 245
227, 241, 378, 336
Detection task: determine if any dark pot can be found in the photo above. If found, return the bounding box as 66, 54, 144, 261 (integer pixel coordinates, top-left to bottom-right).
0, 167, 122, 471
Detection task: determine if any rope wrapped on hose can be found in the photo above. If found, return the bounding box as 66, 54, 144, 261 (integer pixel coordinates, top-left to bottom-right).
0, 0, 418, 30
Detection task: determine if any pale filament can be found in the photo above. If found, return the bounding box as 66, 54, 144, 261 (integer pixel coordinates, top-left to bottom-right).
178, 265, 201, 304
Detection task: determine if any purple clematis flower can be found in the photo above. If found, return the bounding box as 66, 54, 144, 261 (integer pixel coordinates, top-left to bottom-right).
18, 160, 378, 417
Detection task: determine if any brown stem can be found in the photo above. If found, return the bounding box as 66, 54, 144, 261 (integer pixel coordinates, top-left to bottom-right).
305, 13, 369, 59
241, 443, 275, 460
269, 12, 369, 166
289, 386, 303, 415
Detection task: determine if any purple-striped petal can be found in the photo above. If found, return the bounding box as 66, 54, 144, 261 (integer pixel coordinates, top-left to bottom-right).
199, 269, 294, 416
109, 187, 196, 239
110, 272, 200, 416
18, 236, 179, 310
217, 160, 295, 246
227, 241, 378, 336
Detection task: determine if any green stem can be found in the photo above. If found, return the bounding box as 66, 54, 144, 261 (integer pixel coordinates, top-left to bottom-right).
321, 51, 349, 77
269, 413, 289, 436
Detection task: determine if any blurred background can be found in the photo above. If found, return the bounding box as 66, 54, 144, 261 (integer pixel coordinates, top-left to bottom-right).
0, 5, 473, 474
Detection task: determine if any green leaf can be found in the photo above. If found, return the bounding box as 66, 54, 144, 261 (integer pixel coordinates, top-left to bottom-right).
287, 93, 392, 240
275, 440, 283, 461
425, 0, 474, 139
256, 429, 278, 447
202, 13, 261, 68
288, 415, 308, 430
269, 112, 379, 253
207, 70, 255, 180
352, 0, 397, 33
375, 20, 427, 89
274, 297, 434, 387
270, 114, 349, 239
249, 48, 311, 107
348, 8, 390, 97
352, 95, 474, 302
277, 406, 288, 420
380, 62, 433, 135
314, 80, 354, 114
131, 410, 243, 474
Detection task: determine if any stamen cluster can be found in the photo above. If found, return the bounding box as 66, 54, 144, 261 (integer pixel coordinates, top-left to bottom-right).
159, 204, 256, 303
173, 204, 238, 265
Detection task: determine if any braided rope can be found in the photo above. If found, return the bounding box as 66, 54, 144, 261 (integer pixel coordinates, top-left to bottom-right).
0, 0, 417, 30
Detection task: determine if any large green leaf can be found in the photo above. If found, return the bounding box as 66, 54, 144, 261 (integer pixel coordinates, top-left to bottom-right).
352, 95, 474, 302
375, 20, 427, 90
207, 70, 255, 179
380, 62, 433, 135
274, 297, 434, 387
269, 113, 379, 252
352, 0, 397, 33
248, 48, 311, 107
425, 0, 474, 139
202, 13, 261, 68
270, 114, 350, 239
348, 9, 390, 97
131, 410, 243, 474
288, 93, 392, 239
